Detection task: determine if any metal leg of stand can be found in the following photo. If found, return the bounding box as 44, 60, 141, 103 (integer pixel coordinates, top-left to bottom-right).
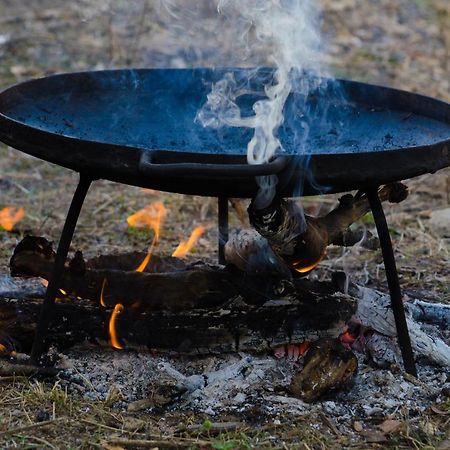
30, 174, 92, 365
366, 188, 417, 377
218, 197, 228, 265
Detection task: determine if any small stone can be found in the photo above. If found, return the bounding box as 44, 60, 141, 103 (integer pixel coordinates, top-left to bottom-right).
35, 410, 50, 422
353, 421, 363, 432
233, 393, 246, 403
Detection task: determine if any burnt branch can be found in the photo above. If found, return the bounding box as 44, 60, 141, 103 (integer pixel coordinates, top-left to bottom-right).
248, 183, 408, 274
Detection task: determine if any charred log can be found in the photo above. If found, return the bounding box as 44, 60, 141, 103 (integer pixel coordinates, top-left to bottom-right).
247, 183, 407, 274
225, 227, 379, 274
9, 236, 357, 310
10, 237, 236, 311
0, 288, 355, 355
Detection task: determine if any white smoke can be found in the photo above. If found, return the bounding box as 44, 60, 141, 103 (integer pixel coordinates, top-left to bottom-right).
197, 0, 329, 207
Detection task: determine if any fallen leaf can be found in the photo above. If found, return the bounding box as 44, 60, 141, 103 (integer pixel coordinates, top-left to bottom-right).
378, 419, 402, 434
122, 417, 146, 432
431, 405, 450, 416
361, 430, 387, 443
100, 443, 125, 450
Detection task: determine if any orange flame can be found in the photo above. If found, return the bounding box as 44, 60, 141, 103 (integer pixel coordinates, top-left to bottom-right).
172, 226, 205, 258
109, 304, 124, 350
100, 278, 107, 307
0, 343, 7, 355
293, 259, 322, 274
127, 202, 167, 273
292, 250, 326, 274
0, 206, 25, 231
127, 202, 167, 232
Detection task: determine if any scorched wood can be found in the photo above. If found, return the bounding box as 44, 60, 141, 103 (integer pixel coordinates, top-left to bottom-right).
10, 237, 236, 311
247, 183, 408, 274
0, 288, 355, 355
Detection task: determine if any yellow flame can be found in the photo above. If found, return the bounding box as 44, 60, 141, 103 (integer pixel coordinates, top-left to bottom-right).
59, 289, 67, 296
172, 226, 205, 258
0, 206, 25, 231
100, 278, 107, 307
128, 202, 167, 273
109, 304, 124, 350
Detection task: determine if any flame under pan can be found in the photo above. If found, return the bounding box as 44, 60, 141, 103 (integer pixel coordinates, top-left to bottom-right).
0, 68, 449, 197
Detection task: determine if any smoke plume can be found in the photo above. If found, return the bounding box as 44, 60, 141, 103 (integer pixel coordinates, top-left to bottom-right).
197, 0, 329, 208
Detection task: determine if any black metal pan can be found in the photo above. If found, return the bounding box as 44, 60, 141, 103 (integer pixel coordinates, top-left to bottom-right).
0, 68, 449, 197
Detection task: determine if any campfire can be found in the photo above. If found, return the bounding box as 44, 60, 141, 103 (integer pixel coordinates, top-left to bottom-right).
2, 182, 449, 404
0, 0, 449, 447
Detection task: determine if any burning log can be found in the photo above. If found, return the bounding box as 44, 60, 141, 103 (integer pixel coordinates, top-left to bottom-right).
9, 236, 359, 311
247, 183, 407, 274
10, 236, 236, 311
289, 338, 358, 402
0, 287, 355, 356
225, 228, 379, 274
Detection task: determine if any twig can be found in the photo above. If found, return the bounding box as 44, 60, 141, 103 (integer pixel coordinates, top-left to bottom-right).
80, 418, 145, 435
0, 418, 64, 438
319, 411, 342, 437
0, 360, 59, 378
179, 421, 243, 435
15, 434, 57, 449
103, 437, 211, 449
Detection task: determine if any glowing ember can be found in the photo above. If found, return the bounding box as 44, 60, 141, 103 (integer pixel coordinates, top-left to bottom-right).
128, 202, 167, 272
0, 206, 25, 231
340, 325, 359, 348
100, 278, 107, 307
172, 226, 205, 258
0, 343, 7, 355
274, 342, 311, 360
109, 303, 124, 350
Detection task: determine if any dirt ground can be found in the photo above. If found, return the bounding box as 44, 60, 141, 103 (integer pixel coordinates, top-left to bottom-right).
0, 0, 449, 448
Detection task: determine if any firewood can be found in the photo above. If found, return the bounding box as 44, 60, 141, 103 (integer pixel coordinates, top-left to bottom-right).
10, 236, 236, 311
224, 227, 379, 273
0, 288, 355, 355
354, 286, 450, 367
248, 183, 407, 274
289, 338, 358, 402
9, 236, 354, 309
0, 359, 59, 377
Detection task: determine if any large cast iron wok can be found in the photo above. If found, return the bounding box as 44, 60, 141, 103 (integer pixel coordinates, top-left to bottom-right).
0, 68, 449, 197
